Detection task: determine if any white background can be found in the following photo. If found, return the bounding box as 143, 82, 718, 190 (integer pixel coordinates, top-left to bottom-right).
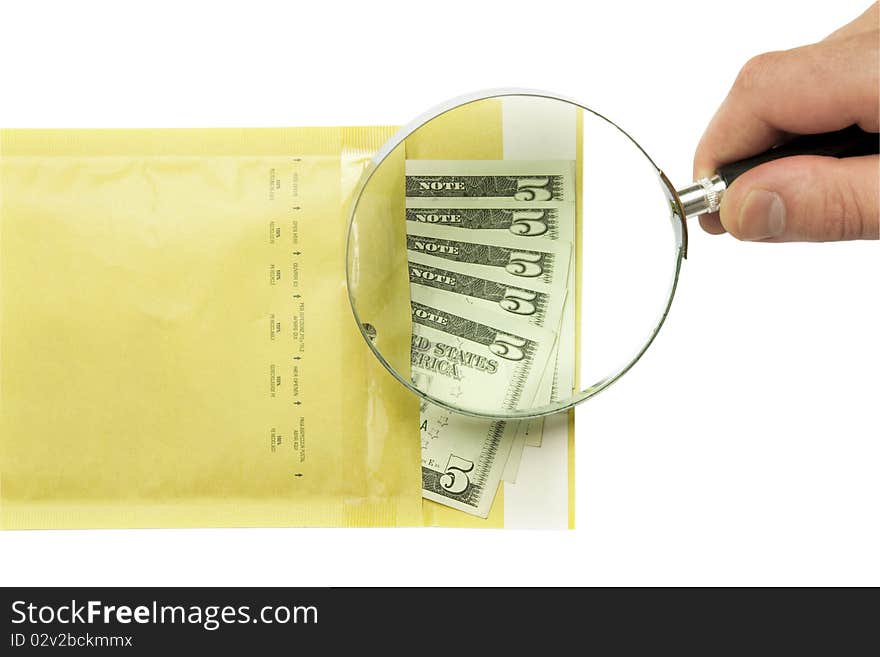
1, 0, 877, 586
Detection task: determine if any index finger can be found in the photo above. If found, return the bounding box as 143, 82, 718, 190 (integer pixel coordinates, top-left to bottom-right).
693, 31, 879, 179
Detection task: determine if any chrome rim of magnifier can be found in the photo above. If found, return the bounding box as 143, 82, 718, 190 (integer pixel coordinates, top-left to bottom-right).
345, 89, 691, 420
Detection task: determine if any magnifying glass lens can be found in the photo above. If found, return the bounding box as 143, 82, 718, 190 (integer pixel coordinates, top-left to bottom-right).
347, 93, 683, 418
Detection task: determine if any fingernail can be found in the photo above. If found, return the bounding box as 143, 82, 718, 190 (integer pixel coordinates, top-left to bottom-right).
737, 189, 786, 240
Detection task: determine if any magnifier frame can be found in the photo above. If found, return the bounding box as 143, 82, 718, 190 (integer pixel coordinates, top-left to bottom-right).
345, 89, 689, 420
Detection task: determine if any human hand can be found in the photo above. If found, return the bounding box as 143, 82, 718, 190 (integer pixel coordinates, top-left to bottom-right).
694, 3, 879, 241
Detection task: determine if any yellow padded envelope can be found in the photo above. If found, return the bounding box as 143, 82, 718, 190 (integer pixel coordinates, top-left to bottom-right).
0, 123, 576, 529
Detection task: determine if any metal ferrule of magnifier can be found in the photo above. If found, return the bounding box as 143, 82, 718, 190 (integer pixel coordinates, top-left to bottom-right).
677, 175, 727, 218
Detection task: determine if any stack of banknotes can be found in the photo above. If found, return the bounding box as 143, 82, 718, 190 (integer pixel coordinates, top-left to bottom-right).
405, 160, 576, 517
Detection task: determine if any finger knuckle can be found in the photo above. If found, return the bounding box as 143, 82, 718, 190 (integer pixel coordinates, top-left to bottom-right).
733, 52, 778, 94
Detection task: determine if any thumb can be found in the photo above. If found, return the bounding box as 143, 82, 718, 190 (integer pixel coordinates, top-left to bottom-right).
718, 154, 879, 242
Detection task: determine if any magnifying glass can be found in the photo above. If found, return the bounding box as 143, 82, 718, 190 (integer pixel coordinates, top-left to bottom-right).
346, 90, 877, 420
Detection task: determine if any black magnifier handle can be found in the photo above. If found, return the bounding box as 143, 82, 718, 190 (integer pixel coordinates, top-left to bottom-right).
718, 125, 879, 185
677, 125, 880, 218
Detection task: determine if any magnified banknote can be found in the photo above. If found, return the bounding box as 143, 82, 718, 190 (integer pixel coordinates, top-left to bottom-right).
405, 159, 576, 516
